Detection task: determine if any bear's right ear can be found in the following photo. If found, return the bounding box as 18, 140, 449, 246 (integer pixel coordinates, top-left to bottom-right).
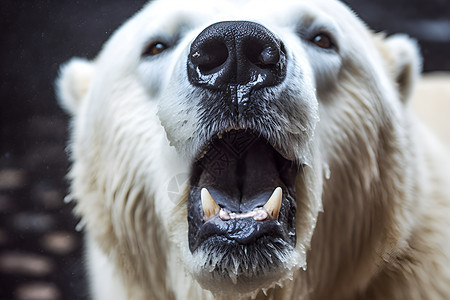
56, 58, 94, 115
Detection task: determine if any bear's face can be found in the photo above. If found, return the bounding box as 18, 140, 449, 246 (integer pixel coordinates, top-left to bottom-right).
57, 0, 420, 296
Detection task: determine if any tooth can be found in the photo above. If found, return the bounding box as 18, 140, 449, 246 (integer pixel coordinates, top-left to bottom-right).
201, 188, 220, 220
263, 187, 282, 219
219, 208, 231, 221
253, 207, 269, 221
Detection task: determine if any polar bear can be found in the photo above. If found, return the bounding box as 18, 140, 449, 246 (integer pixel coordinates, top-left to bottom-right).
56, 0, 450, 299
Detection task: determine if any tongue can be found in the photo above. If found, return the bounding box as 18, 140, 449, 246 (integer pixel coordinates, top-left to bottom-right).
197, 132, 284, 213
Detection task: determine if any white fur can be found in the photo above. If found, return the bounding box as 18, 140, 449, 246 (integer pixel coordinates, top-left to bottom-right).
56, 57, 94, 114
56, 0, 450, 299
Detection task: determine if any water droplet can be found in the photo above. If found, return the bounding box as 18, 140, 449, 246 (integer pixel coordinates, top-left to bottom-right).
63, 195, 73, 204
323, 163, 331, 180
75, 220, 85, 232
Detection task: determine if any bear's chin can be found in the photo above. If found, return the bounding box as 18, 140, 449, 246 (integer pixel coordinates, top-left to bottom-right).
188, 235, 303, 295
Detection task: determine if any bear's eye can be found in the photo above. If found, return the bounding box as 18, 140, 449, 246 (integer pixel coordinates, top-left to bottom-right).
311, 33, 334, 49
143, 41, 169, 56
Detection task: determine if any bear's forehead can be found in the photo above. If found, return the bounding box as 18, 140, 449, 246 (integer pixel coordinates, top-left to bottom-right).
133, 0, 356, 37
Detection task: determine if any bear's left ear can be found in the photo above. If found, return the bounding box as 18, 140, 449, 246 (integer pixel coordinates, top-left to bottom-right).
377, 34, 422, 103
56, 57, 94, 115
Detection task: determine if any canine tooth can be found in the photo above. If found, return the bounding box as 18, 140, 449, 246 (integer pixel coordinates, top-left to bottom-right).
263, 187, 282, 219
201, 188, 220, 220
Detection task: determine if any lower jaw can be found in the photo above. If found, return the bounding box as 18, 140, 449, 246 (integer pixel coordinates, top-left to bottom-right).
188, 235, 302, 295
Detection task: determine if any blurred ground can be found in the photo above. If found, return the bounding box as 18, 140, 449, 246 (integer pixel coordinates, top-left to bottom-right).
0, 1, 449, 299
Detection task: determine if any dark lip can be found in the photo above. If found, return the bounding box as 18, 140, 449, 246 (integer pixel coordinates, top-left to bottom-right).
187, 129, 299, 253
194, 126, 293, 166
192, 211, 290, 251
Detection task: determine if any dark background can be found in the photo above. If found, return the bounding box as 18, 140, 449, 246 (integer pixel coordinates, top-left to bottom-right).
0, 1, 449, 299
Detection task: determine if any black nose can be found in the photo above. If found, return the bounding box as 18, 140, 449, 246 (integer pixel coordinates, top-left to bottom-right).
187, 21, 286, 91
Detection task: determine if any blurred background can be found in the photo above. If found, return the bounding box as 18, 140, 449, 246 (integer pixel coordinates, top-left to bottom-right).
0, 0, 449, 299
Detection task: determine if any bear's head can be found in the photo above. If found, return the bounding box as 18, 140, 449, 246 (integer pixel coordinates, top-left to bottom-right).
57, 0, 421, 297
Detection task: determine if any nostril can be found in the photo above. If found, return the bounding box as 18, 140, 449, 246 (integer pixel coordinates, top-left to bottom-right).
259, 46, 280, 66
244, 42, 280, 68
192, 41, 228, 74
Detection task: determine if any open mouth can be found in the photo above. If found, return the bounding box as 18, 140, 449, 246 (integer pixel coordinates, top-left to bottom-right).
187, 129, 300, 288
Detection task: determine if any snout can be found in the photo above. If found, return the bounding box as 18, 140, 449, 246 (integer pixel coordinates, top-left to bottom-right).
185, 22, 298, 263
187, 21, 287, 93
